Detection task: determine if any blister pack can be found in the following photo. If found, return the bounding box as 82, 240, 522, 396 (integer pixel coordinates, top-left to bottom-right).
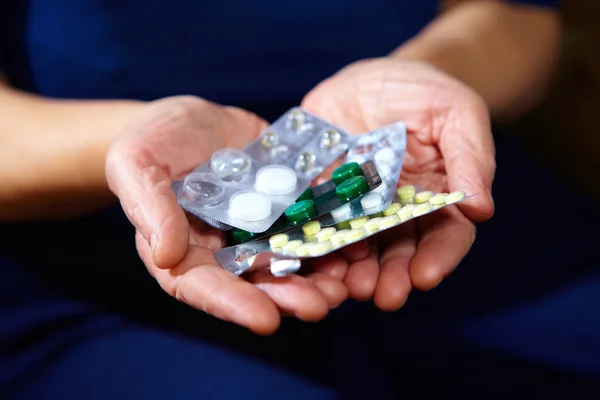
215, 186, 474, 276
172, 108, 353, 233
226, 121, 408, 245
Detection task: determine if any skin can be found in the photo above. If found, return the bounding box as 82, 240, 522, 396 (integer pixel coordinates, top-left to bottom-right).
1, 1, 561, 334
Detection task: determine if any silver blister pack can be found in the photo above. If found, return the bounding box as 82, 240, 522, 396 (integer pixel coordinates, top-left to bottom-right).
173, 107, 354, 233
216, 188, 474, 276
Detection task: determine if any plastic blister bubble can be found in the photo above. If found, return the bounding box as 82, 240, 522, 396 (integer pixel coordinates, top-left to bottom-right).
215, 188, 475, 275
172, 108, 354, 232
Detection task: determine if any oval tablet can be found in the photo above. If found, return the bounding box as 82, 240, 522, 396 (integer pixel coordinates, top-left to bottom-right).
229, 191, 272, 222
255, 165, 298, 195
360, 192, 384, 209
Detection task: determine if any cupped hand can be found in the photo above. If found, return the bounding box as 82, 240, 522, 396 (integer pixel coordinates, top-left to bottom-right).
106, 96, 347, 335
301, 58, 496, 311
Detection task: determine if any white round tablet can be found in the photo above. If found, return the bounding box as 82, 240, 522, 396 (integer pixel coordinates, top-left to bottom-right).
229, 191, 272, 222
254, 165, 298, 195
360, 192, 384, 209
374, 147, 396, 165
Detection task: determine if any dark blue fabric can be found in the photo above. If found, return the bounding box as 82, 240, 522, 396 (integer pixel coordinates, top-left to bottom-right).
2, 0, 586, 398
0, 0, 557, 103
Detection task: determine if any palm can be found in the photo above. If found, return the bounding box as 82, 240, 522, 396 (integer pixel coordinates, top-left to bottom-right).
107, 96, 349, 335
302, 58, 496, 310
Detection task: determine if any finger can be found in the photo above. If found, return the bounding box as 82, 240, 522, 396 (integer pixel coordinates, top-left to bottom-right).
304, 272, 349, 309
113, 163, 189, 269
374, 222, 417, 311
343, 238, 380, 301
304, 253, 349, 281
409, 206, 476, 291
248, 272, 331, 322
137, 235, 281, 335
339, 239, 371, 264
439, 95, 496, 222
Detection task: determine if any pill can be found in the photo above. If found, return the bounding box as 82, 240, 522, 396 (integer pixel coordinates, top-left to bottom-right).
309, 242, 332, 257
270, 258, 301, 277
336, 176, 369, 202
283, 240, 304, 253
397, 204, 415, 221
414, 191, 433, 204
316, 227, 337, 242
285, 199, 318, 224
304, 234, 317, 243
383, 203, 401, 216
360, 192, 384, 209
379, 215, 400, 230
296, 187, 314, 202
397, 185, 416, 199
336, 220, 351, 230
269, 233, 289, 248
364, 218, 382, 233
349, 216, 369, 229
255, 165, 298, 195
296, 243, 312, 257
374, 147, 396, 165
330, 231, 347, 247
413, 202, 433, 216
399, 197, 414, 206
331, 203, 352, 220
332, 162, 363, 186
429, 193, 446, 206
229, 191, 272, 222
231, 229, 258, 245
446, 190, 466, 204
345, 229, 366, 243
302, 221, 321, 236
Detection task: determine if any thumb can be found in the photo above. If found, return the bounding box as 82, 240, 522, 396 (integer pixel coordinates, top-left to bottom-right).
106, 144, 190, 270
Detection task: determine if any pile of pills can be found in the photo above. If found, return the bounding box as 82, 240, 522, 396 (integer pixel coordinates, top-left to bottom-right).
260, 186, 467, 259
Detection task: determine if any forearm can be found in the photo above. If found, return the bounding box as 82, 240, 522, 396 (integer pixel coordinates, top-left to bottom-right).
391, 1, 561, 120
0, 81, 144, 221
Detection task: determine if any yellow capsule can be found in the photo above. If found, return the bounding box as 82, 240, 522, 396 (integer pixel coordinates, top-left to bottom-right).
379, 215, 400, 230
296, 243, 312, 257
397, 185, 416, 199
349, 216, 369, 230
413, 202, 433, 217
316, 227, 337, 242
429, 193, 446, 206
345, 229, 366, 243
309, 241, 332, 257
383, 203, 401, 216
282, 239, 303, 254
269, 233, 289, 248
446, 190, 466, 204
302, 221, 321, 236
414, 191, 433, 204
397, 204, 415, 221
330, 231, 347, 247
335, 220, 351, 230
364, 218, 382, 233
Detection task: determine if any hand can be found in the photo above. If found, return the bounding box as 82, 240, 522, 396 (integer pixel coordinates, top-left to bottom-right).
301, 58, 496, 310
106, 96, 347, 335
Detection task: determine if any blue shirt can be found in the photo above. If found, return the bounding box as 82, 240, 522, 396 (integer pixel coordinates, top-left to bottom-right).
0, 0, 557, 106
